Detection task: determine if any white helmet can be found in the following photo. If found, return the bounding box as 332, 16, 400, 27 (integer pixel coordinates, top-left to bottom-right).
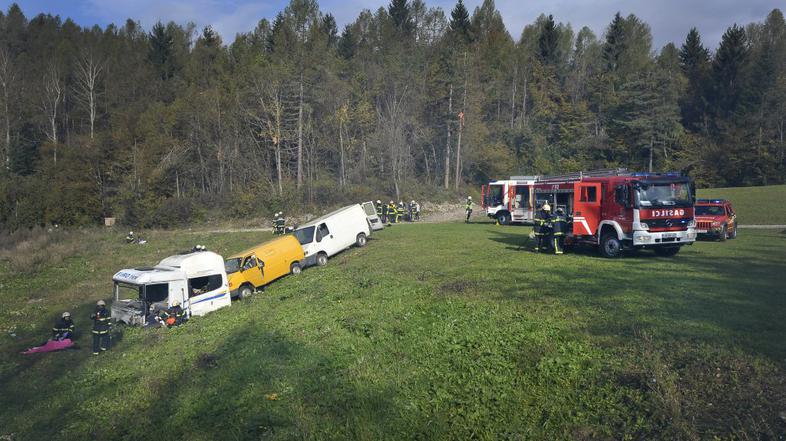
468, 196, 472, 200
97, 300, 106, 306
543, 203, 551, 211
62, 311, 71, 318
377, 200, 381, 204
129, 231, 134, 235
411, 200, 415, 204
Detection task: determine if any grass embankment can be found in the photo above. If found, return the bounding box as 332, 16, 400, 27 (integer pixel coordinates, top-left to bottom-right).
1, 224, 785, 440
697, 184, 786, 224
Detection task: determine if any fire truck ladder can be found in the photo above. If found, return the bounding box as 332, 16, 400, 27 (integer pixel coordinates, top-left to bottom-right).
536, 168, 630, 183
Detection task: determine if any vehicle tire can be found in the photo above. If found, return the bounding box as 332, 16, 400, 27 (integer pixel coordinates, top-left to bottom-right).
719, 223, 728, 241
654, 246, 681, 257
600, 233, 622, 258
356, 233, 367, 247
238, 284, 253, 300
290, 262, 302, 275
729, 224, 737, 239
497, 212, 511, 225
316, 253, 328, 267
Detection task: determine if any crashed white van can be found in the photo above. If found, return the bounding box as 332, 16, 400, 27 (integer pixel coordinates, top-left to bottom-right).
294, 204, 371, 267
111, 251, 232, 326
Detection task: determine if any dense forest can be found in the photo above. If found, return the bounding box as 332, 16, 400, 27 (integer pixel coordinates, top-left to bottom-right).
0, 1, 783, 229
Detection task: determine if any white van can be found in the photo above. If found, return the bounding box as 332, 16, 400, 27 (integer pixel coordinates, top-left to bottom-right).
294, 204, 372, 267
111, 251, 232, 326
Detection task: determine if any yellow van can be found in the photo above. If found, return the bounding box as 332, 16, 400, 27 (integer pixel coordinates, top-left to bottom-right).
225, 235, 305, 299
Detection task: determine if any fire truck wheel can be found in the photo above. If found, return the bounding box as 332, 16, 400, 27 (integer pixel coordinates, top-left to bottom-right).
654, 246, 681, 257
719, 224, 728, 241
729, 224, 737, 239
600, 233, 622, 258
497, 212, 511, 225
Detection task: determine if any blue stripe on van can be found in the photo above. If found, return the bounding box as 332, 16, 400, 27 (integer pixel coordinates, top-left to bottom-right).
191, 292, 228, 305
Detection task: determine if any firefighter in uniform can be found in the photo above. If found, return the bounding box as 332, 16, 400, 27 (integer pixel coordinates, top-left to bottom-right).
52, 311, 75, 340
397, 202, 405, 223
551, 208, 567, 255
465, 196, 473, 223
533, 203, 552, 252
125, 231, 135, 244
376, 200, 383, 221
388, 201, 397, 224
162, 301, 186, 327
91, 300, 112, 355
381, 200, 389, 224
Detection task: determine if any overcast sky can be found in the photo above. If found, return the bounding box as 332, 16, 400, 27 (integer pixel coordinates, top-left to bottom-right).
3, 0, 782, 51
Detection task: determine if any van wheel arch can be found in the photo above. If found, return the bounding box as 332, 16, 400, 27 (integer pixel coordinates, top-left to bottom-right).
237, 283, 254, 300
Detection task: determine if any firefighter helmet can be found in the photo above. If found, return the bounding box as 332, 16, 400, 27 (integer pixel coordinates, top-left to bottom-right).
96, 300, 106, 306
62, 311, 71, 318
543, 203, 551, 211
376, 200, 381, 204
468, 196, 472, 200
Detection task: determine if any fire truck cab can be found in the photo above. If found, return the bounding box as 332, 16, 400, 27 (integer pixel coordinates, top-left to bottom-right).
483, 169, 698, 257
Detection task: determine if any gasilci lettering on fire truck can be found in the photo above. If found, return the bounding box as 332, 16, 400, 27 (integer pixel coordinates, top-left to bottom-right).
651, 209, 685, 217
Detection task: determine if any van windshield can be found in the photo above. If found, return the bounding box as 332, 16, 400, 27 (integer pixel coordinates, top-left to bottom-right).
294, 226, 315, 245
225, 258, 242, 274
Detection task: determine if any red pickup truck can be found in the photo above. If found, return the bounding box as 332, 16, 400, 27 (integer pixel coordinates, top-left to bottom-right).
695, 199, 737, 241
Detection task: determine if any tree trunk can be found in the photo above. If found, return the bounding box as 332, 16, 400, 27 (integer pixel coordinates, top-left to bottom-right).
510, 65, 517, 129
648, 136, 654, 172
444, 83, 452, 189
297, 73, 304, 189
339, 117, 346, 186
455, 57, 468, 191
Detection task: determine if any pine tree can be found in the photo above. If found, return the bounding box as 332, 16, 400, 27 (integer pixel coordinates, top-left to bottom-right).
148, 22, 174, 80
449, 0, 471, 44
603, 12, 625, 73
712, 24, 748, 118
388, 0, 414, 36
679, 28, 710, 131
538, 14, 558, 64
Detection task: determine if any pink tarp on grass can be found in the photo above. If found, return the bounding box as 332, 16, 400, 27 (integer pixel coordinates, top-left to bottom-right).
21, 338, 74, 354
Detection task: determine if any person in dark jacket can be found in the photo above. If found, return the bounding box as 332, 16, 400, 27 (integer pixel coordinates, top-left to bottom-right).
52, 311, 75, 340
381, 200, 389, 224
91, 300, 111, 355
162, 301, 186, 327
533, 203, 551, 252
551, 208, 567, 255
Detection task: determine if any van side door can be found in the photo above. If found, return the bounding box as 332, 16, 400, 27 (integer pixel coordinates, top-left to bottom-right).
241, 255, 265, 288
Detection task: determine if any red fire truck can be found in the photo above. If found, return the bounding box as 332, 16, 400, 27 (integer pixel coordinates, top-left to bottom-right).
481, 169, 698, 257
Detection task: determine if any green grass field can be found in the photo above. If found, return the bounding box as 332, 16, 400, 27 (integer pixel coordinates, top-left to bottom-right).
697, 184, 786, 225
1, 223, 785, 440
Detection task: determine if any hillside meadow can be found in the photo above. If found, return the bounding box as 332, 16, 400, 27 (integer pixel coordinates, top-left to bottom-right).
1, 221, 785, 440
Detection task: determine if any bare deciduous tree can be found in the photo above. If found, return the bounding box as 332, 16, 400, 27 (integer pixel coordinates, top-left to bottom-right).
74, 52, 104, 140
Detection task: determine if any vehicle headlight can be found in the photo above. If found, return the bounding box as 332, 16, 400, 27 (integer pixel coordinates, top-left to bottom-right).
687, 219, 696, 228
712, 221, 720, 227
639, 222, 649, 230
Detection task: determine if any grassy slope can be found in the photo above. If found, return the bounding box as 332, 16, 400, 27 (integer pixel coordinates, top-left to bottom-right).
1, 224, 785, 440
697, 184, 786, 224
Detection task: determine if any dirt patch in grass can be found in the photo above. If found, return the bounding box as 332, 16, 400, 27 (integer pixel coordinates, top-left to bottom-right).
439, 279, 480, 295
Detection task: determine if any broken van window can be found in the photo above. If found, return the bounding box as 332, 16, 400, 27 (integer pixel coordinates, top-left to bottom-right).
189, 274, 223, 297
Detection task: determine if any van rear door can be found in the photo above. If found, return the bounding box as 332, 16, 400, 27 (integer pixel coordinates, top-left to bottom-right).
362, 201, 383, 231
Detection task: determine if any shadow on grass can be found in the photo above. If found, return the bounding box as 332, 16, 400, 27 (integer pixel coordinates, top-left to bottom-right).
1, 317, 401, 440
